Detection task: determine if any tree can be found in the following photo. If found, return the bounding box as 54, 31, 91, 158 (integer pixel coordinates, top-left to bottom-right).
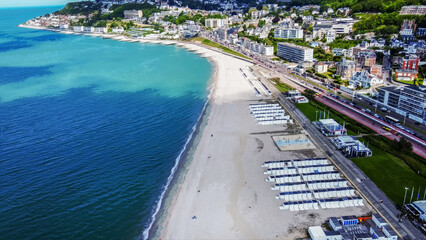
351, 3, 363, 13
393, 137, 413, 153
272, 16, 281, 24
376, 52, 384, 64
304, 89, 317, 100
110, 21, 119, 28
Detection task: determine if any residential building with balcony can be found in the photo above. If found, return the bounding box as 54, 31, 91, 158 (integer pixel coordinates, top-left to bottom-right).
349, 71, 383, 89
400, 5, 426, 15
274, 27, 303, 39
277, 42, 313, 62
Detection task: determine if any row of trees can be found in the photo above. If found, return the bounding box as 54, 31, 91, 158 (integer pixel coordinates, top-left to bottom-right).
354, 12, 426, 35
55, 1, 102, 16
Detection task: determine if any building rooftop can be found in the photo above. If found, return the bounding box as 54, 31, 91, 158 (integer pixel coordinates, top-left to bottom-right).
341, 215, 357, 220
309, 226, 326, 237
383, 226, 398, 236
277, 42, 313, 51
412, 200, 426, 214
340, 232, 352, 240
371, 226, 386, 237
379, 86, 400, 94
354, 232, 370, 238
403, 84, 426, 93
325, 230, 341, 236
334, 135, 357, 145
319, 118, 340, 126
372, 213, 387, 225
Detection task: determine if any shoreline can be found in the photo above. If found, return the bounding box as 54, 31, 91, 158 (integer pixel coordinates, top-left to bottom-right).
18, 24, 227, 240
18, 24, 225, 240
143, 57, 219, 240
18, 24, 254, 64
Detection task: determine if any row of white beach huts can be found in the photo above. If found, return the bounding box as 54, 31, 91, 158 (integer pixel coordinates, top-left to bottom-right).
262, 158, 363, 211
280, 197, 364, 211
249, 103, 293, 125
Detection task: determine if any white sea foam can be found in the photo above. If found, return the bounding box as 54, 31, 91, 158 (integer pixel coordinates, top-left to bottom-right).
141, 79, 215, 240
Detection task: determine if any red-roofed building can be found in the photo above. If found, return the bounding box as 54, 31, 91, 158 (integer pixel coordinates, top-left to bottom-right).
401, 55, 420, 71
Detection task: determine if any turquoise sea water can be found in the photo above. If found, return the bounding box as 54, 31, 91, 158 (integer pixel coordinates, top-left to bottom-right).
0, 7, 212, 240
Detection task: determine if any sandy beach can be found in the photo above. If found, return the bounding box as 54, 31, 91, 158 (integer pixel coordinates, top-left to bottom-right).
155, 48, 372, 239
19, 24, 373, 239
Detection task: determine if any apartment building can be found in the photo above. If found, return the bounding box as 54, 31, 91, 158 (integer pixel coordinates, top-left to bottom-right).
274, 27, 304, 39
277, 42, 313, 62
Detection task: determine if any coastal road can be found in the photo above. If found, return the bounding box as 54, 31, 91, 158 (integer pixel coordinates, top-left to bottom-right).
255, 74, 424, 240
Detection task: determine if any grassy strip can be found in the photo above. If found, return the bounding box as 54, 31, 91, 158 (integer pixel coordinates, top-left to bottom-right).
295, 99, 374, 136
190, 37, 251, 60
271, 78, 294, 92
352, 136, 426, 204
290, 73, 305, 81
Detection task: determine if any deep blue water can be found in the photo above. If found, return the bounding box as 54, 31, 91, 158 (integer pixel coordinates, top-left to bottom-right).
0, 6, 211, 240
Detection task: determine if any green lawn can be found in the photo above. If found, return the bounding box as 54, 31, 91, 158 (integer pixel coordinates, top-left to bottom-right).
397, 80, 415, 85
190, 37, 251, 60
272, 79, 294, 92
352, 142, 426, 204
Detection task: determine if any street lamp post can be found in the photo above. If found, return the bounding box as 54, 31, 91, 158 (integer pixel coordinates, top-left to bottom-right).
403, 187, 409, 206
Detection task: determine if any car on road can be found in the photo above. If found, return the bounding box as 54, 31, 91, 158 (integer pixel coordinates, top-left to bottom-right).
380, 107, 388, 112
374, 114, 379, 118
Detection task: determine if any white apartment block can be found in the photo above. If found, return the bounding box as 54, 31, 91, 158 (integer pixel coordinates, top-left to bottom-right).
251, 10, 269, 19
73, 26, 84, 32
326, 30, 336, 43
274, 28, 304, 39
242, 39, 274, 56
124, 10, 143, 19
205, 18, 228, 29
262, 45, 274, 56
277, 42, 314, 62
332, 23, 352, 34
